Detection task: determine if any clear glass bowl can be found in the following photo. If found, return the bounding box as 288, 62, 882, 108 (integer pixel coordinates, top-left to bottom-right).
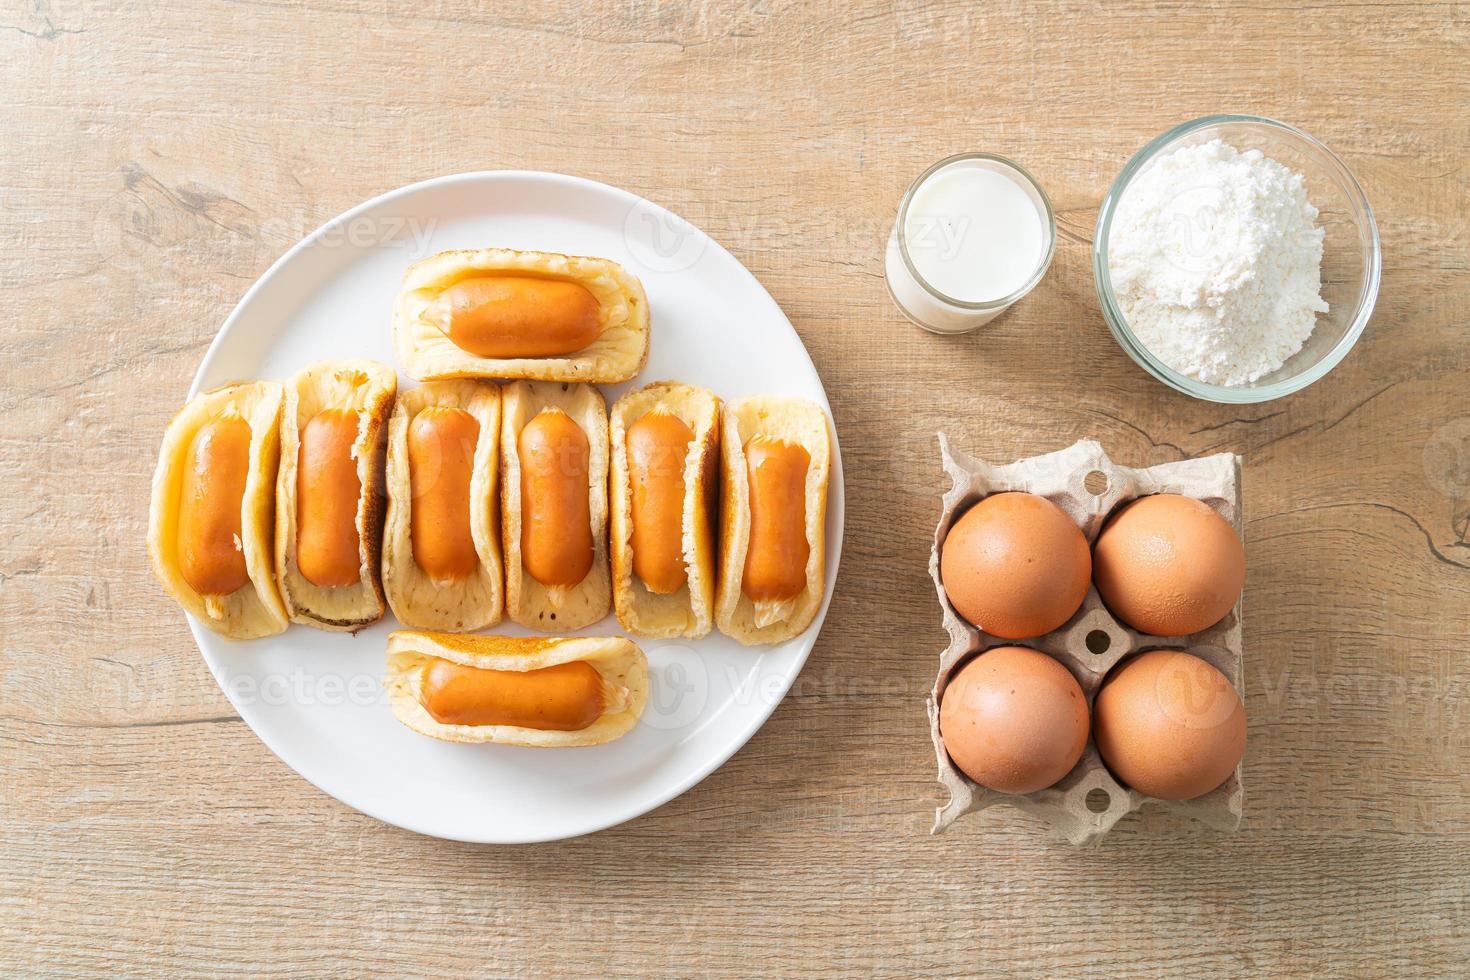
1093, 115, 1381, 404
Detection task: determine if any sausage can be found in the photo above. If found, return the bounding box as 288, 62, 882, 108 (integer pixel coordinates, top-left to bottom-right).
177, 412, 252, 596
420, 658, 609, 730
408, 406, 480, 582
295, 407, 363, 588
741, 436, 810, 603
429, 276, 602, 359
518, 408, 593, 589
626, 410, 694, 594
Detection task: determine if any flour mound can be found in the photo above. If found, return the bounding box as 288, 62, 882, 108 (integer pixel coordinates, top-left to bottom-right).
1107, 139, 1327, 387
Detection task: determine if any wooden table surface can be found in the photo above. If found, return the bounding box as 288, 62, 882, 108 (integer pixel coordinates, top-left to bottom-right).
4, 1, 1468, 975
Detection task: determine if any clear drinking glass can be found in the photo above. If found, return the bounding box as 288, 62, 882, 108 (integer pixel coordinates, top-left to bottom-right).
884, 152, 1056, 334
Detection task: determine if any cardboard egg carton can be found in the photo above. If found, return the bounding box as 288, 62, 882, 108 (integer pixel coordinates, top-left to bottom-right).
927, 437, 1244, 845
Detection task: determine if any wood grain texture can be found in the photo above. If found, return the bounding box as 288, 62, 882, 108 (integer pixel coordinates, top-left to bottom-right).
3, 0, 1468, 975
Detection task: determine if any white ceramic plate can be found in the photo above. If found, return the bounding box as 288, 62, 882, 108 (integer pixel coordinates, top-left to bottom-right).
188, 171, 844, 843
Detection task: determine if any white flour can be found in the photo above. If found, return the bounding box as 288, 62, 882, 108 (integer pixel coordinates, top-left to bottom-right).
1107, 139, 1327, 386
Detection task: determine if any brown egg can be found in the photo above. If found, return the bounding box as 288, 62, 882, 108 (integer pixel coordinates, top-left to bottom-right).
1093, 649, 1246, 800
938, 646, 1090, 795
940, 492, 1091, 639
1093, 494, 1244, 636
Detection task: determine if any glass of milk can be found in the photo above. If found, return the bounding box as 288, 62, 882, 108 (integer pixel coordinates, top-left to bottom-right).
885, 153, 1056, 334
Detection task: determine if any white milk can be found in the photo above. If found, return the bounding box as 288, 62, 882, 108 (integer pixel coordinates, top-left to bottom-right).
885, 155, 1053, 333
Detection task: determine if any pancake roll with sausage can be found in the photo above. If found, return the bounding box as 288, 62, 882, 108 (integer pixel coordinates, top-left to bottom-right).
381, 380, 503, 632
500, 380, 611, 631
148, 381, 289, 639
714, 396, 831, 645
609, 381, 721, 639
274, 359, 396, 631
393, 247, 649, 384
385, 630, 648, 748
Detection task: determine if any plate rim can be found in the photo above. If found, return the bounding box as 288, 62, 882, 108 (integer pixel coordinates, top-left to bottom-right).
184, 169, 846, 843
